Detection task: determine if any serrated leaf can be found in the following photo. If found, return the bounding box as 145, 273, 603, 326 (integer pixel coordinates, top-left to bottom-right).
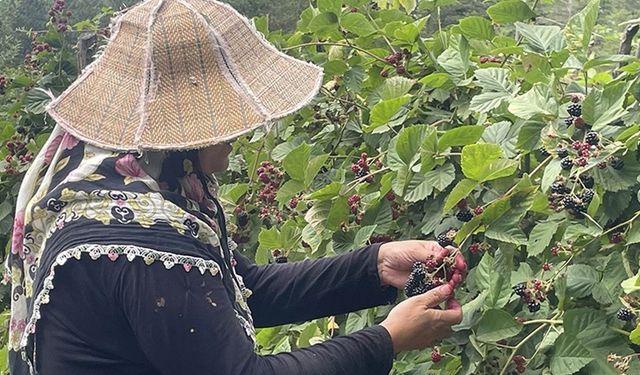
381, 77, 416, 100
565, 0, 600, 50
470, 91, 512, 113
437, 47, 468, 78
438, 125, 485, 152
424, 163, 456, 192
476, 309, 522, 342
276, 180, 305, 204
367, 95, 412, 131
582, 81, 633, 130
341, 12, 377, 36
283, 143, 310, 181
630, 325, 640, 345
459, 16, 495, 40
508, 83, 558, 119
307, 182, 341, 200
444, 179, 479, 212
566, 264, 599, 298
305, 154, 329, 188
592, 156, 640, 192
474, 68, 515, 93
528, 221, 558, 256
515, 22, 566, 53
308, 12, 339, 37
550, 333, 593, 375
327, 196, 349, 231
541, 159, 562, 192
487, 0, 535, 24
453, 290, 488, 331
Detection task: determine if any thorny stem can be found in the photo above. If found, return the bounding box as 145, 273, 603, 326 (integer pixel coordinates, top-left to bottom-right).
522, 319, 562, 326
498, 313, 561, 375
610, 326, 631, 336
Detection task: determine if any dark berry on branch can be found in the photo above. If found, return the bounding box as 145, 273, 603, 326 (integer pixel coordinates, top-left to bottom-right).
527, 301, 541, 313
473, 206, 484, 215
542, 262, 551, 271
538, 147, 550, 157
579, 174, 594, 189
581, 189, 594, 203
395, 65, 406, 75
380, 69, 389, 78
560, 157, 573, 170
610, 157, 624, 170
571, 95, 580, 103
574, 116, 587, 130
568, 103, 582, 117
564, 117, 574, 126
585, 131, 599, 145
513, 283, 527, 297
456, 208, 474, 222
575, 157, 587, 167
617, 308, 635, 321
469, 243, 482, 254
437, 233, 453, 247
236, 212, 249, 227
611, 232, 624, 244
551, 182, 569, 194
556, 147, 569, 159
275, 255, 288, 264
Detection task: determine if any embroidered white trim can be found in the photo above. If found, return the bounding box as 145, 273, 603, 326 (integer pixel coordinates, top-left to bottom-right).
19, 243, 258, 350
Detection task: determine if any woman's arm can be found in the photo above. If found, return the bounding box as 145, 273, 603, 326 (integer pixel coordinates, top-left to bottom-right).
118, 260, 395, 375
233, 243, 397, 327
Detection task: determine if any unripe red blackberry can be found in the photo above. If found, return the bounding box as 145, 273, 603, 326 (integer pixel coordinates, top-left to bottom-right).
542, 262, 551, 271
395, 65, 406, 75
575, 157, 587, 167
469, 243, 481, 254
380, 69, 389, 78
473, 206, 484, 215
611, 232, 624, 244
431, 349, 442, 363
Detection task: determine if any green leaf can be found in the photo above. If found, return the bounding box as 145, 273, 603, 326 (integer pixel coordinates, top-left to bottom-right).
459, 16, 495, 40
345, 311, 369, 334
257, 228, 279, 265
327, 196, 349, 231
307, 182, 341, 200
399, 0, 416, 13
305, 154, 329, 188
341, 12, 377, 36
308, 12, 339, 37
487, 0, 536, 24
0, 201, 13, 221
566, 264, 599, 298
438, 125, 485, 152
218, 183, 249, 204
25, 88, 52, 115
550, 333, 593, 375
381, 77, 416, 100
542, 159, 562, 192
470, 91, 512, 113
283, 143, 310, 181
318, 0, 342, 13
276, 180, 305, 204
437, 47, 468, 78
402, 172, 434, 202
564, 0, 600, 50
474, 68, 516, 93
354, 225, 377, 248
515, 22, 566, 53
424, 163, 456, 192
444, 179, 479, 212
527, 221, 558, 256
367, 95, 412, 131
582, 80, 633, 130
419, 72, 451, 88
476, 309, 522, 342
630, 325, 640, 345
508, 83, 558, 119
388, 125, 430, 169
461, 143, 517, 182
628, 223, 640, 245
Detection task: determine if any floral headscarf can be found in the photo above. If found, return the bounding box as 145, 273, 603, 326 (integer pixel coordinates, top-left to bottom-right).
6, 125, 253, 374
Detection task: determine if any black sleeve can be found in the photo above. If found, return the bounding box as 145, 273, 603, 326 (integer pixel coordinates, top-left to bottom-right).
117, 261, 395, 375
234, 243, 398, 327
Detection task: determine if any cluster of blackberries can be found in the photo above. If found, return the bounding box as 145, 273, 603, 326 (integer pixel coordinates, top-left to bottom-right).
385, 191, 403, 220
381, 51, 407, 76
32, 43, 53, 55
0, 75, 7, 94
550, 241, 572, 256
513, 280, 546, 313
347, 194, 361, 214
256, 161, 283, 203
564, 96, 586, 128
287, 196, 300, 210
512, 355, 526, 374
437, 229, 457, 248
351, 153, 374, 183
404, 247, 466, 297
48, 0, 71, 33
547, 178, 592, 217
455, 200, 483, 223
271, 249, 288, 264
617, 308, 635, 321
3, 137, 31, 176
479, 56, 502, 64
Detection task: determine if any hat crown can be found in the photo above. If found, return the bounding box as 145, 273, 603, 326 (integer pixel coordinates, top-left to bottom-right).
46, 0, 323, 151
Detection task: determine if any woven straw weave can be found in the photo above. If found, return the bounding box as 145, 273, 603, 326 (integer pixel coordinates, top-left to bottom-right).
46, 0, 324, 151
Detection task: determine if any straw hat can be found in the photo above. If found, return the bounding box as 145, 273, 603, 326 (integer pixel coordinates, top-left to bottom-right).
46, 0, 324, 151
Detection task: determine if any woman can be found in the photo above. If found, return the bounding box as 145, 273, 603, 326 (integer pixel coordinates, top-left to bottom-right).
7, 0, 463, 374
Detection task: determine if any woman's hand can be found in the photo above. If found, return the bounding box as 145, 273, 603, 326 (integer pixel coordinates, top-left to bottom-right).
380, 284, 462, 353
377, 240, 466, 288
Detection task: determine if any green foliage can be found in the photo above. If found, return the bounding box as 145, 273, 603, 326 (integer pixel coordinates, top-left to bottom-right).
1, 0, 640, 374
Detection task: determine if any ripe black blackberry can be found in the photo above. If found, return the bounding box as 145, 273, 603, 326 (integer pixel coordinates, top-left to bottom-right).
581, 189, 594, 203
562, 195, 576, 210
560, 157, 573, 170
527, 301, 541, 313
411, 262, 427, 278
456, 208, 474, 222
579, 174, 594, 189
405, 275, 427, 297
556, 147, 569, 159
551, 182, 569, 194
236, 212, 249, 227
564, 117, 574, 126
437, 233, 454, 247
617, 308, 635, 321
567, 102, 582, 117
585, 131, 599, 146
610, 157, 624, 170
513, 283, 527, 297
538, 147, 550, 158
